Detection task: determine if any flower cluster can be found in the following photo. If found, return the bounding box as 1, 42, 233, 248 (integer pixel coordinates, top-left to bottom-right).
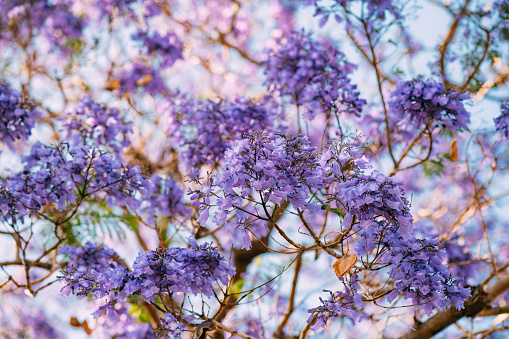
0, 305, 62, 339
60, 242, 127, 299
159, 312, 186, 338
59, 236, 235, 317
115, 62, 167, 95
192, 133, 329, 248
0, 142, 145, 225
61, 241, 119, 271
308, 276, 366, 332
383, 230, 470, 314
332, 167, 471, 314
125, 236, 235, 302
263, 31, 365, 120
62, 96, 131, 152
135, 31, 183, 68
330, 170, 413, 237
141, 174, 190, 224
305, 146, 470, 328
0, 2, 83, 54
0, 83, 40, 148
388, 79, 470, 136
494, 101, 509, 140
166, 96, 279, 168
337, 176, 470, 316
93, 303, 158, 339
43, 5, 83, 52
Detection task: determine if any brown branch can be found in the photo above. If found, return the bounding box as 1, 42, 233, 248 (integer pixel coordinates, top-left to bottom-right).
400, 274, 509, 339
274, 254, 303, 338
478, 306, 509, 317
0, 259, 59, 270
438, 0, 471, 86
212, 320, 256, 339
461, 28, 490, 91
211, 202, 290, 339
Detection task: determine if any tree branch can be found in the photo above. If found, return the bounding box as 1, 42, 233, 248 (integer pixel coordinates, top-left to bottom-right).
401, 274, 509, 339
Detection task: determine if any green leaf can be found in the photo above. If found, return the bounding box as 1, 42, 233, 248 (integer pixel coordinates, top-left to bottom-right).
325, 206, 345, 218
129, 303, 151, 323
230, 278, 244, 294
422, 160, 445, 178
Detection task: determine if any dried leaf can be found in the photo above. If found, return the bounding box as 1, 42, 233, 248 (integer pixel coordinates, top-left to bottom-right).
136, 74, 153, 86
333, 254, 357, 279
340, 159, 353, 172
103, 79, 120, 91
450, 137, 459, 161
70, 317, 93, 335
70, 317, 80, 327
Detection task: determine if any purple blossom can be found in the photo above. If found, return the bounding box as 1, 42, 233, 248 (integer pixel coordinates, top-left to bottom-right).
0, 142, 146, 225
62, 96, 131, 152
192, 133, 330, 249
60, 241, 119, 271
329, 170, 413, 237
304, 140, 471, 329
59, 242, 127, 299
141, 174, 190, 224
165, 96, 280, 168
264, 30, 365, 120
126, 236, 235, 302
93, 303, 158, 339
43, 5, 83, 52
134, 31, 183, 68
59, 236, 235, 316
115, 62, 167, 95
0, 83, 40, 149
159, 312, 186, 338
330, 163, 471, 315
389, 78, 470, 136
308, 277, 366, 332
444, 235, 480, 285
0, 2, 83, 54
494, 101, 509, 139
383, 230, 470, 314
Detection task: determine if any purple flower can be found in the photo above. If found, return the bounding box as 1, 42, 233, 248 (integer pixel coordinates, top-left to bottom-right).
128, 236, 235, 302
0, 83, 40, 149
192, 132, 331, 249
140, 174, 190, 224
134, 30, 183, 68
59, 237, 235, 317
115, 62, 167, 95
164, 95, 280, 169
308, 278, 366, 332
263, 30, 365, 120
0, 142, 148, 225
62, 96, 131, 152
389, 78, 470, 136
93, 303, 158, 338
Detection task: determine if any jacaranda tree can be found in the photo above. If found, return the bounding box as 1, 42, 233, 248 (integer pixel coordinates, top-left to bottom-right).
0, 0, 508, 338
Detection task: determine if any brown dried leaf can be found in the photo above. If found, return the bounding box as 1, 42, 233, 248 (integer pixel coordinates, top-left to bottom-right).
450, 137, 459, 161
70, 317, 93, 335
340, 159, 353, 172
103, 79, 120, 91
333, 254, 357, 279
70, 317, 80, 327
136, 74, 153, 86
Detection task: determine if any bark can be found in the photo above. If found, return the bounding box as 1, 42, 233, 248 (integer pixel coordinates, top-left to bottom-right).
401, 274, 509, 339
